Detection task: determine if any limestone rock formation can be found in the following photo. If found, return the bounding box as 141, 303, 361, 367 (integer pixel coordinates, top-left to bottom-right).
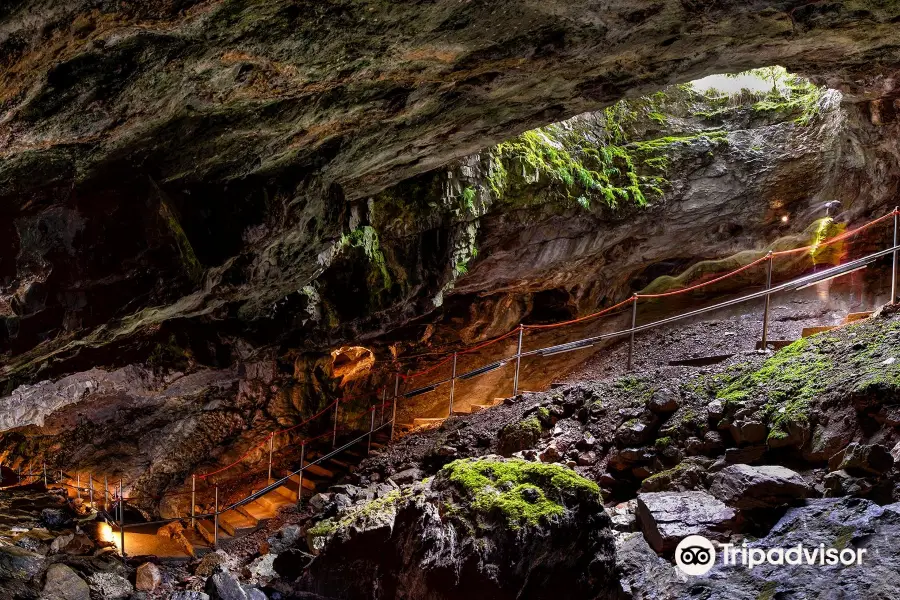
298, 457, 616, 599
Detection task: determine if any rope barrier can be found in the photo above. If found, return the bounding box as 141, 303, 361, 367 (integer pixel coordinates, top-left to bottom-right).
29, 208, 898, 521
636, 255, 771, 299
522, 296, 636, 330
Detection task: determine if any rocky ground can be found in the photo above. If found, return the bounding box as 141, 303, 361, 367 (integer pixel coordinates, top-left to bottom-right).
4, 297, 899, 598
83, 303, 895, 599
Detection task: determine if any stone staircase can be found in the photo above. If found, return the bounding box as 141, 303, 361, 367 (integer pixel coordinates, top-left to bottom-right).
801, 310, 873, 338
397, 396, 505, 435
194, 429, 389, 546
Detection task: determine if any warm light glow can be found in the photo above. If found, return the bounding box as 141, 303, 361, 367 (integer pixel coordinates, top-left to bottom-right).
781, 215, 789, 223
96, 521, 114, 544
330, 346, 375, 384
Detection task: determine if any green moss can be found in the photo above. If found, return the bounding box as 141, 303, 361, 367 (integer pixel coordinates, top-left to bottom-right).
340, 225, 392, 299
654, 436, 672, 449
157, 193, 203, 282
308, 489, 406, 540
441, 458, 600, 529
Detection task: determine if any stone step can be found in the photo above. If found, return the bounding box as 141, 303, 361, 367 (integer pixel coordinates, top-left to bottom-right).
802, 325, 837, 337
180, 528, 213, 558
196, 519, 233, 546
412, 418, 445, 428
288, 473, 320, 492
369, 441, 385, 450
218, 509, 258, 537
325, 457, 356, 471
844, 311, 873, 324
257, 489, 294, 512
236, 499, 275, 524
301, 462, 334, 478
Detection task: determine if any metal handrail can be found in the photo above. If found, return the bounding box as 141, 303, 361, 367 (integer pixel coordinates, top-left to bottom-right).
14, 226, 900, 552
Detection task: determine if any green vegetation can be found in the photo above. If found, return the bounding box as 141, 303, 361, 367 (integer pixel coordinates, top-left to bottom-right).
716, 336, 833, 441
340, 225, 392, 297
498, 417, 543, 454
307, 489, 406, 540
697, 67, 828, 126
441, 458, 600, 529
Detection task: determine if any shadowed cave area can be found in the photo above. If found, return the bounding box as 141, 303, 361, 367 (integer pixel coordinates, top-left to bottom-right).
1, 2, 900, 599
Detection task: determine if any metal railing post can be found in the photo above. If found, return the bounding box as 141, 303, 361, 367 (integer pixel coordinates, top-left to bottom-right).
297, 444, 305, 507
368, 408, 375, 455
89, 474, 94, 508
448, 353, 458, 417
513, 325, 524, 396
333, 399, 339, 448
76, 473, 81, 500
43, 462, 47, 487
627, 295, 638, 371
119, 479, 125, 558
191, 475, 196, 528
267, 434, 274, 484
213, 485, 219, 549
390, 373, 400, 441
762, 251, 774, 348
892, 207, 898, 303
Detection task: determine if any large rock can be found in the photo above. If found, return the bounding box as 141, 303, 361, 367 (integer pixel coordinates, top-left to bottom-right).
300, 456, 617, 599
135, 562, 162, 592
828, 442, 894, 476
636, 491, 736, 553
619, 497, 900, 598
0, 545, 44, 581
42, 563, 90, 600
87, 572, 134, 600
205, 570, 250, 600
709, 464, 811, 509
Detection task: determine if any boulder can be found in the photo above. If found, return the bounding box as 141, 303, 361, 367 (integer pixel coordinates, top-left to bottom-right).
40, 508, 72, 529
636, 491, 736, 553
724, 445, 766, 464
87, 572, 133, 599
0, 545, 44, 581
308, 493, 331, 511
42, 563, 90, 600
648, 388, 680, 414
709, 464, 811, 509
828, 442, 894, 475
135, 562, 162, 592
206, 570, 249, 600
823, 469, 873, 497
728, 420, 767, 444
303, 457, 617, 599
388, 467, 423, 485
539, 442, 561, 463
157, 521, 185, 538
195, 551, 229, 578
267, 524, 303, 553
640, 459, 710, 493
52, 533, 94, 555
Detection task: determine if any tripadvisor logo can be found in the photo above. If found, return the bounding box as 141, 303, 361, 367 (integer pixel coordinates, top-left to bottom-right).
674, 535, 868, 576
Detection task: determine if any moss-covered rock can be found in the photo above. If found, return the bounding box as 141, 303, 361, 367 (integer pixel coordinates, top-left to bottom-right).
438, 456, 600, 529
497, 417, 543, 456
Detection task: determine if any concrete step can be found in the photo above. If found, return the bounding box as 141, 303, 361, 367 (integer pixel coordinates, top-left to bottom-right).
218, 509, 258, 537
802, 325, 837, 337
257, 489, 294, 511
369, 441, 385, 450
196, 519, 233, 546
301, 462, 334, 478
180, 528, 213, 558
412, 418, 445, 428
325, 457, 356, 471
288, 473, 320, 492
844, 311, 873, 324
236, 499, 275, 524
